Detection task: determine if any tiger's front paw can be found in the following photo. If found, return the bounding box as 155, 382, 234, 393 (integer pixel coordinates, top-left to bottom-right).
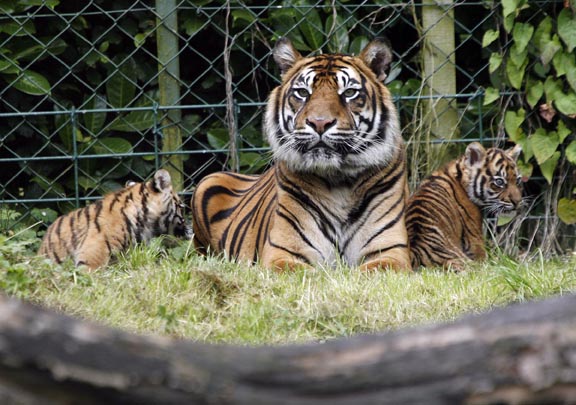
360, 257, 412, 272
267, 258, 313, 272
443, 258, 470, 272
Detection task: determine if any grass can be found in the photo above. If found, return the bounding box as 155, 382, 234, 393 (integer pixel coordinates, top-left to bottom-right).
1, 234, 576, 345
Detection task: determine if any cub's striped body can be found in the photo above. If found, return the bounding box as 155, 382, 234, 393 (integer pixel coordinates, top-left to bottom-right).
192, 38, 411, 271
39, 169, 191, 270
406, 142, 522, 270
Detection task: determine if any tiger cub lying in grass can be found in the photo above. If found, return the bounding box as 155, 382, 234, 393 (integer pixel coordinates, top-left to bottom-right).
406, 142, 523, 270
38, 169, 191, 270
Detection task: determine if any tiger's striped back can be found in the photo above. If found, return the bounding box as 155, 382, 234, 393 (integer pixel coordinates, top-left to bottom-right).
406, 142, 522, 270
191, 37, 411, 271
38, 169, 191, 270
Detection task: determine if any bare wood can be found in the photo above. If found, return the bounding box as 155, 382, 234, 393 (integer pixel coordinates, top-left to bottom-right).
0, 293, 575, 404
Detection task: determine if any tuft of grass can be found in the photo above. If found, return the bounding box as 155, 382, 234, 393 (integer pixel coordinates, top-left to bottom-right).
1, 237, 575, 345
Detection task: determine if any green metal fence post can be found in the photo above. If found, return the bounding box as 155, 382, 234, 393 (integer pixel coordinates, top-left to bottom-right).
155, 0, 183, 191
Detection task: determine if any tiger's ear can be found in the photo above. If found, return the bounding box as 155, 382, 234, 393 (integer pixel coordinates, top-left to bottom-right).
273, 37, 302, 75
465, 142, 486, 166
359, 37, 393, 82
153, 169, 172, 193
506, 143, 522, 161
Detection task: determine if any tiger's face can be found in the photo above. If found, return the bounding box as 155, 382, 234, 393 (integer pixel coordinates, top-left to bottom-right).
463, 142, 523, 216
265, 38, 401, 179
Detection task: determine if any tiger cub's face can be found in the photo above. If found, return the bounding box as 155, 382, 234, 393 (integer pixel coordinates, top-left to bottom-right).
143, 169, 191, 239
463, 142, 523, 216
265, 38, 402, 178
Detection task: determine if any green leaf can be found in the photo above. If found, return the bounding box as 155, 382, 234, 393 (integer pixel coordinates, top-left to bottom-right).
108, 109, 155, 132
326, 14, 349, 54
558, 8, 576, 53
512, 22, 533, 53
182, 15, 205, 36
483, 87, 499, 106
482, 29, 499, 48
30, 208, 58, 224
82, 94, 107, 136
555, 90, 576, 116
77, 176, 98, 192
544, 76, 561, 99
509, 43, 528, 67
232, 9, 256, 26
349, 37, 369, 56
501, 0, 518, 18
534, 16, 552, 48
566, 140, 576, 165
0, 20, 35, 36
54, 108, 73, 150
31, 176, 64, 196
106, 63, 137, 108
134, 33, 147, 48
534, 18, 561, 65
504, 109, 525, 142
6, 69, 50, 95
529, 128, 559, 165
565, 55, 576, 92
557, 120, 571, 143
526, 79, 543, 108
503, 13, 515, 33
92, 137, 132, 155
206, 128, 229, 150
558, 197, 576, 225
0, 58, 18, 74
270, 9, 308, 51
506, 58, 527, 89
517, 159, 533, 181
516, 134, 533, 162
552, 51, 571, 77
488, 53, 502, 73
539, 151, 560, 184
0, 0, 16, 13
293, 0, 323, 51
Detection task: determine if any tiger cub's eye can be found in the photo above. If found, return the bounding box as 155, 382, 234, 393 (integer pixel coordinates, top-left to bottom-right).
493, 177, 506, 188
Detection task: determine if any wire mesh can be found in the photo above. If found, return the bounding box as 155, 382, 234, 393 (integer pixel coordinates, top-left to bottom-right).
0, 0, 572, 250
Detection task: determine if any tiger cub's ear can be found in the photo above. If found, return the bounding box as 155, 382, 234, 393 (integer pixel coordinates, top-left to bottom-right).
359, 37, 393, 82
465, 142, 487, 167
152, 169, 173, 193
506, 144, 522, 161
273, 37, 302, 75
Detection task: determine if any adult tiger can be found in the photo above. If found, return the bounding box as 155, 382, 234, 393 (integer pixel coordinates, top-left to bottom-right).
191, 37, 411, 272
406, 142, 523, 270
38, 169, 191, 270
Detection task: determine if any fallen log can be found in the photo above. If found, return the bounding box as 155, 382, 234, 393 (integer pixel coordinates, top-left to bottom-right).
0, 293, 575, 404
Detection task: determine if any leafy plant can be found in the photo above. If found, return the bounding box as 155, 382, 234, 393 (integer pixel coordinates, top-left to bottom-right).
482, 1, 576, 224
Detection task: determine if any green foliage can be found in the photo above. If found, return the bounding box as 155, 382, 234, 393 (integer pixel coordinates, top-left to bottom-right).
483, 2, 576, 224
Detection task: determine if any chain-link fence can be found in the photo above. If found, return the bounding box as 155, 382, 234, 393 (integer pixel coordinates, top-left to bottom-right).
0, 0, 571, 251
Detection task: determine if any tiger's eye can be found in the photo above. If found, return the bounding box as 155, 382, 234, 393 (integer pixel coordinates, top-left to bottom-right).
342, 88, 359, 99
294, 88, 309, 98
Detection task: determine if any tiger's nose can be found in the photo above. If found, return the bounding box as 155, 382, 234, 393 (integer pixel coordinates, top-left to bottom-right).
305, 117, 337, 135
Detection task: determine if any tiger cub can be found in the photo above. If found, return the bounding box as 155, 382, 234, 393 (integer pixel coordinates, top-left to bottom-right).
406, 142, 522, 270
192, 37, 411, 272
38, 169, 191, 270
